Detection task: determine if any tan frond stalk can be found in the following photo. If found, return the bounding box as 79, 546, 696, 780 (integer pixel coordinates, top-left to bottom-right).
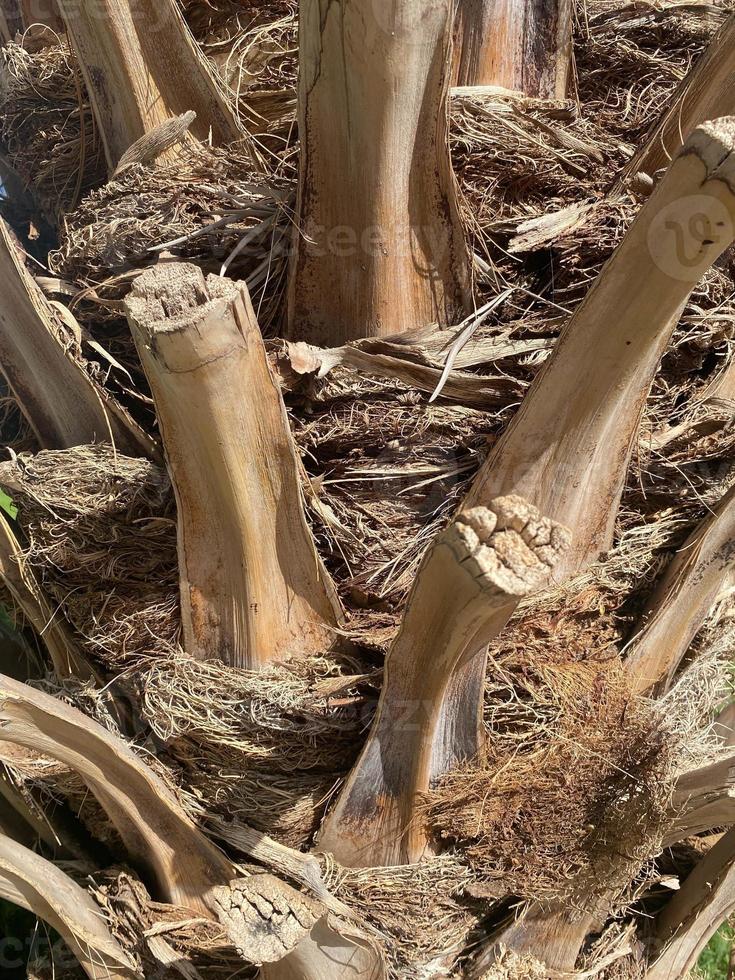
459, 117, 735, 973
453, 0, 574, 97
321, 119, 735, 864
619, 13, 735, 185
55, 0, 242, 171
666, 754, 735, 844
648, 826, 735, 978
319, 497, 571, 867
125, 264, 343, 669
0, 673, 234, 914
0, 833, 141, 979
261, 919, 385, 980
0, 219, 153, 456
467, 118, 735, 576
0, 512, 93, 680
287, 0, 471, 347
470, 905, 598, 976
625, 484, 735, 694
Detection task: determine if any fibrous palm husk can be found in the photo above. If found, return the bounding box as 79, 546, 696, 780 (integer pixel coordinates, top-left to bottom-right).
0, 446, 178, 671
0, 37, 106, 224
420, 660, 674, 909
92, 870, 252, 979
324, 855, 479, 978
140, 649, 374, 847
181, 0, 297, 135
50, 147, 293, 333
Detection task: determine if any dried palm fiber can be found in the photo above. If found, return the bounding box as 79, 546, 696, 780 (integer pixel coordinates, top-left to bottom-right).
453, 0, 727, 311
597, 952, 647, 980
2, 276, 732, 862
2, 450, 728, 892
51, 144, 293, 333
92, 871, 252, 978
0, 380, 35, 455
0, 446, 372, 845
98, 815, 478, 978
450, 93, 617, 238
0, 446, 178, 670
0, 37, 106, 224
47, 93, 612, 346
20, 0, 721, 369
46, 0, 706, 322
575, 0, 729, 149
0, 0, 720, 264
10, 750, 475, 975
0, 741, 121, 852
420, 658, 674, 909
2, 333, 732, 854
580, 922, 648, 980
139, 649, 374, 847
414, 471, 735, 907
476, 947, 551, 979
288, 368, 512, 611
181, 0, 297, 135
0, 1, 732, 972
0, 16, 287, 230
330, 862, 480, 978
0, 669, 197, 849
94, 859, 473, 980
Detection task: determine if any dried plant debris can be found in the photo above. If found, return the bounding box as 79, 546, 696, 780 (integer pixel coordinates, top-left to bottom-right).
290, 370, 503, 610
93, 870, 250, 978
51, 145, 293, 331
140, 650, 373, 847
324, 855, 479, 978
420, 659, 674, 909
0, 39, 106, 222
475, 947, 551, 980
0, 445, 179, 670
182, 0, 298, 134
575, 0, 729, 148
0, 1, 732, 975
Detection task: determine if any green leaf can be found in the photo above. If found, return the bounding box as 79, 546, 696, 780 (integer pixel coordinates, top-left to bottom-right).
0, 490, 18, 521
698, 923, 734, 979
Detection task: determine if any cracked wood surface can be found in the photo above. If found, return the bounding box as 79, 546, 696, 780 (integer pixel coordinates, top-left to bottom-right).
453, 0, 573, 98
215, 875, 384, 979
318, 496, 570, 867
56, 0, 241, 170
214, 875, 324, 964
126, 263, 343, 669
288, 0, 471, 346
